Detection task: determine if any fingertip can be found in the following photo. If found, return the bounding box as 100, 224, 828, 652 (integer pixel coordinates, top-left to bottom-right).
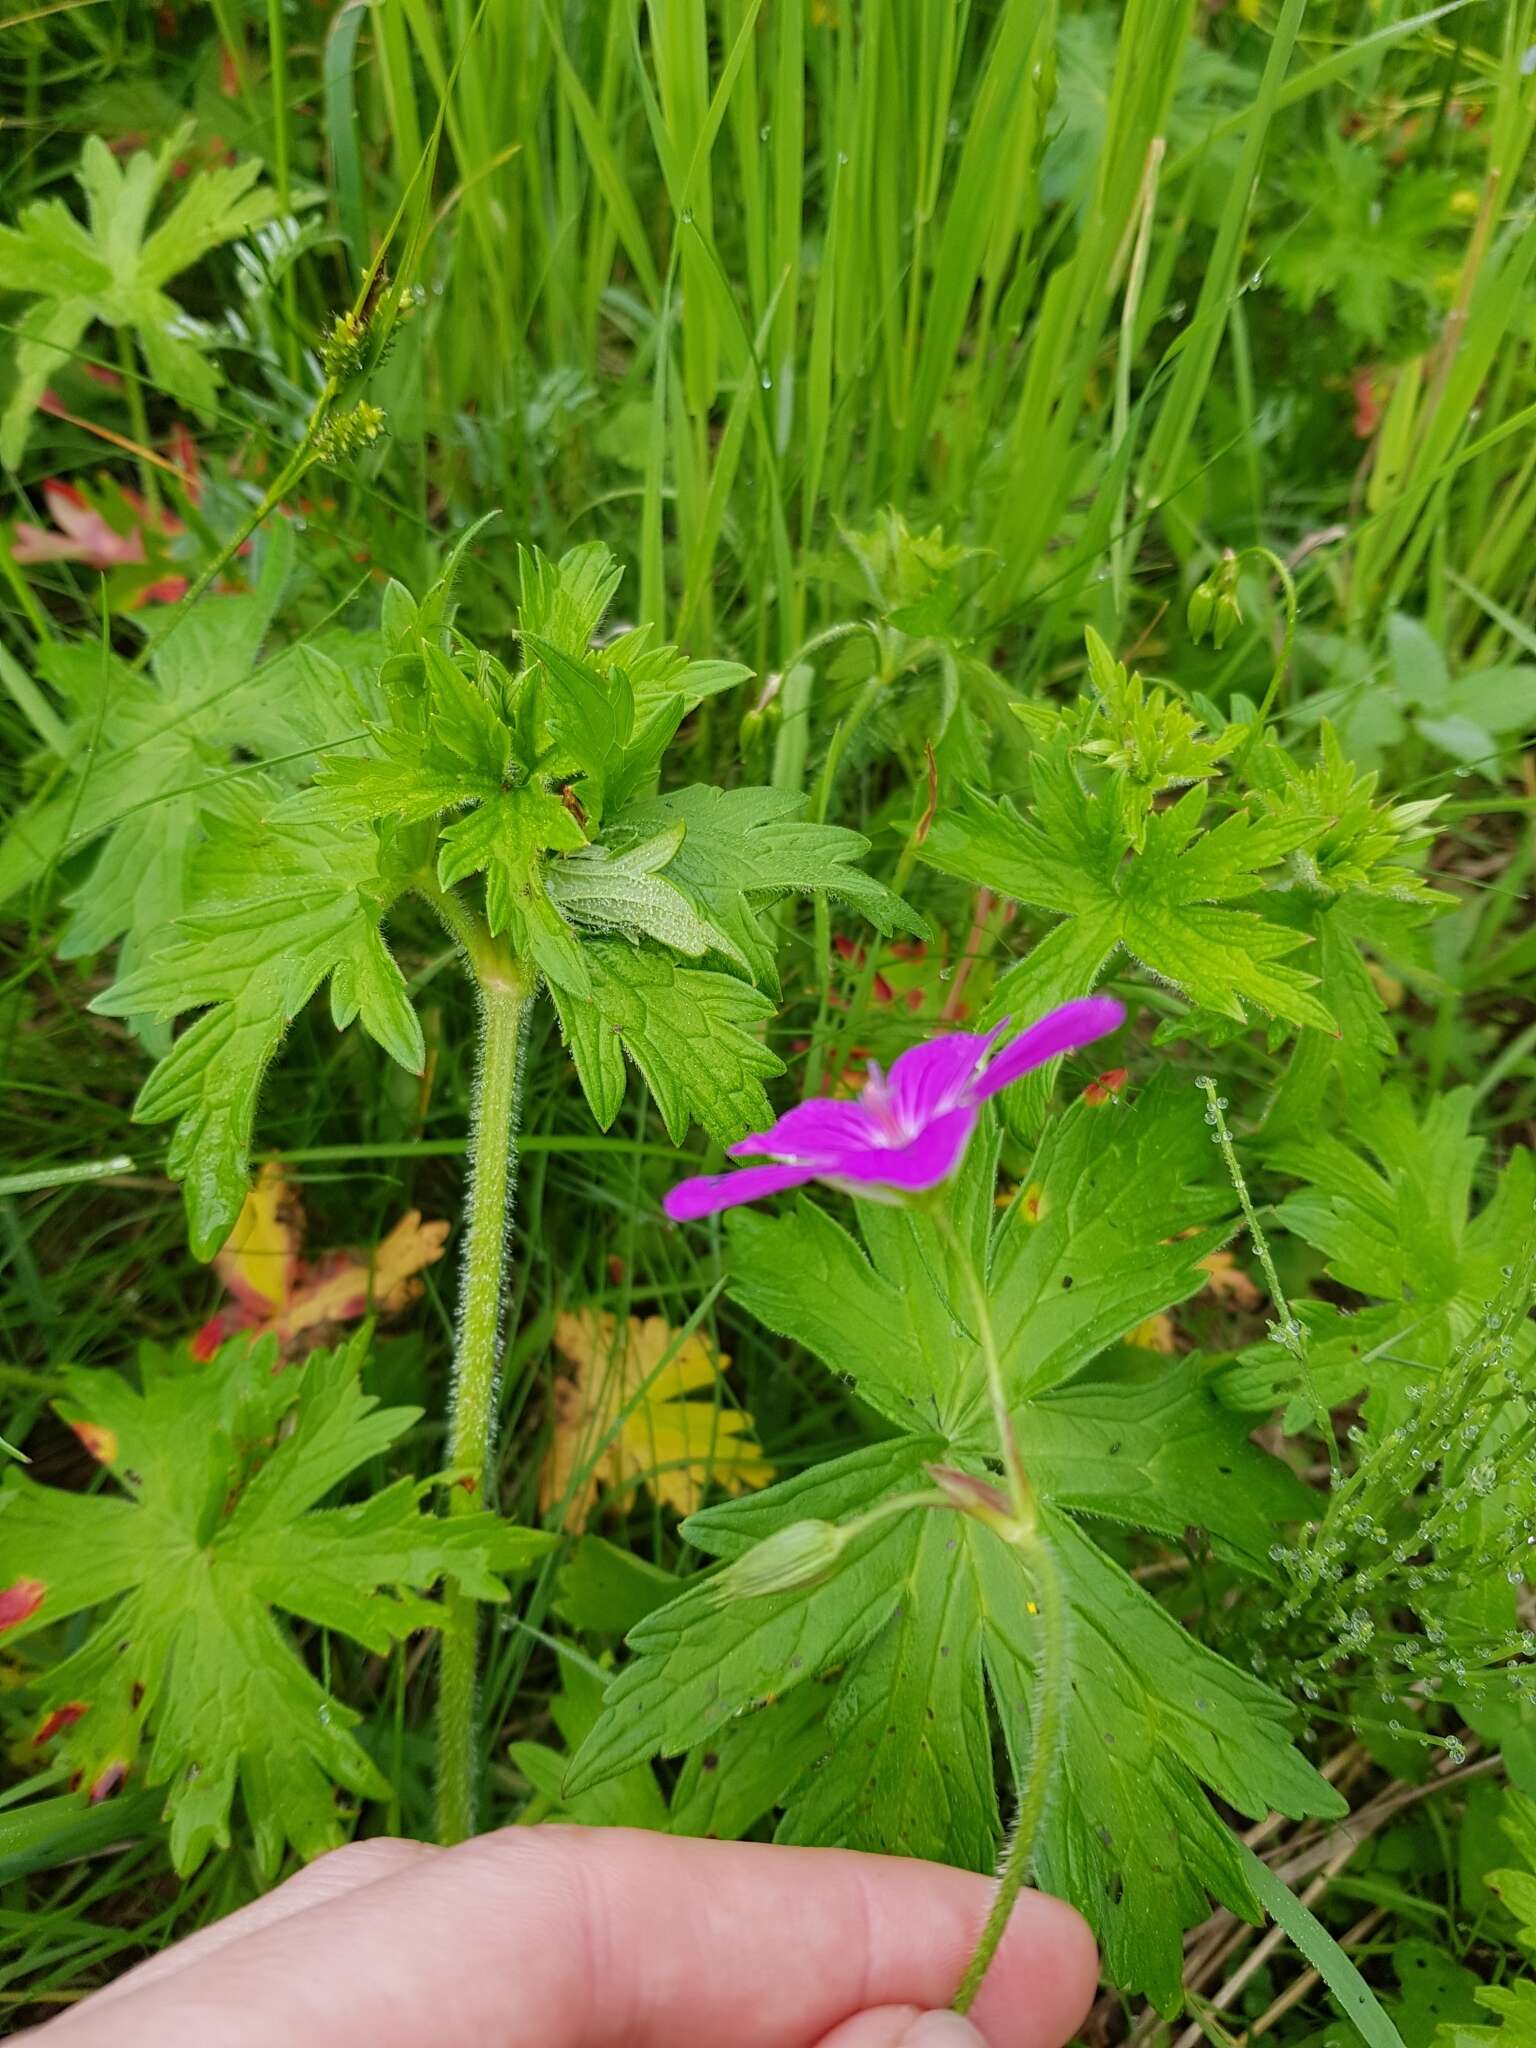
969, 1889, 1100, 2048
817, 2009, 985, 2048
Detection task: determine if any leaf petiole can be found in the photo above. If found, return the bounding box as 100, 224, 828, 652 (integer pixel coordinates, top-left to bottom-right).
430, 891, 537, 1846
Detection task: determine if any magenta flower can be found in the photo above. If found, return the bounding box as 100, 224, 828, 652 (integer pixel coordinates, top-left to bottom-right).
664, 995, 1126, 1222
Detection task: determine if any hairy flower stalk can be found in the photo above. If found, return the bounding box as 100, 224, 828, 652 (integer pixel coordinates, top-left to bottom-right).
664, 1003, 1118, 2009
432, 895, 535, 1846
943, 1224, 1071, 2015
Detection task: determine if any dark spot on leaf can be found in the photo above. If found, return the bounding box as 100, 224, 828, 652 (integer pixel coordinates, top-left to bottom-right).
701, 1752, 718, 1771
1061, 1275, 1074, 1290
33, 1702, 88, 1746
89, 1761, 128, 1803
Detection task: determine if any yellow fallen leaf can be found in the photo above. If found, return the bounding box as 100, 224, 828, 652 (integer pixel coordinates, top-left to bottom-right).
193, 1162, 449, 1361
1125, 1313, 1177, 1354
1366, 961, 1405, 1010
1197, 1249, 1264, 1311
213, 1160, 300, 1318
540, 1310, 773, 1534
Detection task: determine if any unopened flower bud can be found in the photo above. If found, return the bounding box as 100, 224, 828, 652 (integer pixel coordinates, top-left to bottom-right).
1210, 589, 1244, 650
710, 1519, 848, 1603
1186, 580, 1216, 642
1188, 550, 1246, 648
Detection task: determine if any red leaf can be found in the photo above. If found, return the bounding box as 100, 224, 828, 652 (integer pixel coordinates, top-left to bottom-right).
1082, 1067, 1128, 1106
0, 1578, 45, 1632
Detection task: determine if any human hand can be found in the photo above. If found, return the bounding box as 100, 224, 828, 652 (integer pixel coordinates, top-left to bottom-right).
33, 1825, 1098, 2047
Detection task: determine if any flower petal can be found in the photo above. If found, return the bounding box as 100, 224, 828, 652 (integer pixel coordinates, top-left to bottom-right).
664, 1161, 819, 1222
728, 1097, 878, 1162
885, 1024, 1007, 1129
971, 996, 1126, 1102
826, 1104, 979, 1191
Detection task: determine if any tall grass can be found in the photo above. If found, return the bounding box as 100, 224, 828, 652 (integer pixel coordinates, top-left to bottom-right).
263, 0, 1531, 697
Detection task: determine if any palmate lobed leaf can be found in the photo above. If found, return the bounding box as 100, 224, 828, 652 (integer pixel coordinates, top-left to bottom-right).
549, 939, 784, 1145
0, 518, 381, 1010
545, 822, 744, 964
436, 785, 593, 994
921, 737, 1333, 1039
92, 787, 423, 1258
69, 531, 914, 1256
923, 695, 1455, 1145
617, 783, 927, 994
0, 129, 275, 468
0, 1331, 551, 1877
1270, 139, 1459, 345
1246, 722, 1453, 1129
568, 1081, 1343, 2008
1263, 1083, 1536, 1410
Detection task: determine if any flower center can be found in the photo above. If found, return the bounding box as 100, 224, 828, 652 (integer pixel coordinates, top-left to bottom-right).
859, 1063, 917, 1146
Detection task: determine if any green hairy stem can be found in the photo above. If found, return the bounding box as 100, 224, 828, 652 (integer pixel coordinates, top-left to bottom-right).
944, 1220, 1072, 2014
953, 1519, 1069, 2014
434, 940, 535, 1847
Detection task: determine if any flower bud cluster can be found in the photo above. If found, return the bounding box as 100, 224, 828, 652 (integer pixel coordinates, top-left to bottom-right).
313, 400, 387, 467
1186, 552, 1245, 650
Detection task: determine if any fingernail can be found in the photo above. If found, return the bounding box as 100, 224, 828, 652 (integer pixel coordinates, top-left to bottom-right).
898, 2015, 985, 2046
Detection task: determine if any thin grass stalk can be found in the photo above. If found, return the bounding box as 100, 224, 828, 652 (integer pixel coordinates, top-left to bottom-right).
266, 0, 301, 383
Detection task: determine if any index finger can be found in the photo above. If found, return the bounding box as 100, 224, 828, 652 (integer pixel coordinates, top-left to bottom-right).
42, 1826, 1099, 2048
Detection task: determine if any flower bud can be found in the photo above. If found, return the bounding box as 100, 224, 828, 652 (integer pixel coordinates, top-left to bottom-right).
1186, 580, 1216, 642
1210, 589, 1244, 650
710, 1519, 848, 1603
